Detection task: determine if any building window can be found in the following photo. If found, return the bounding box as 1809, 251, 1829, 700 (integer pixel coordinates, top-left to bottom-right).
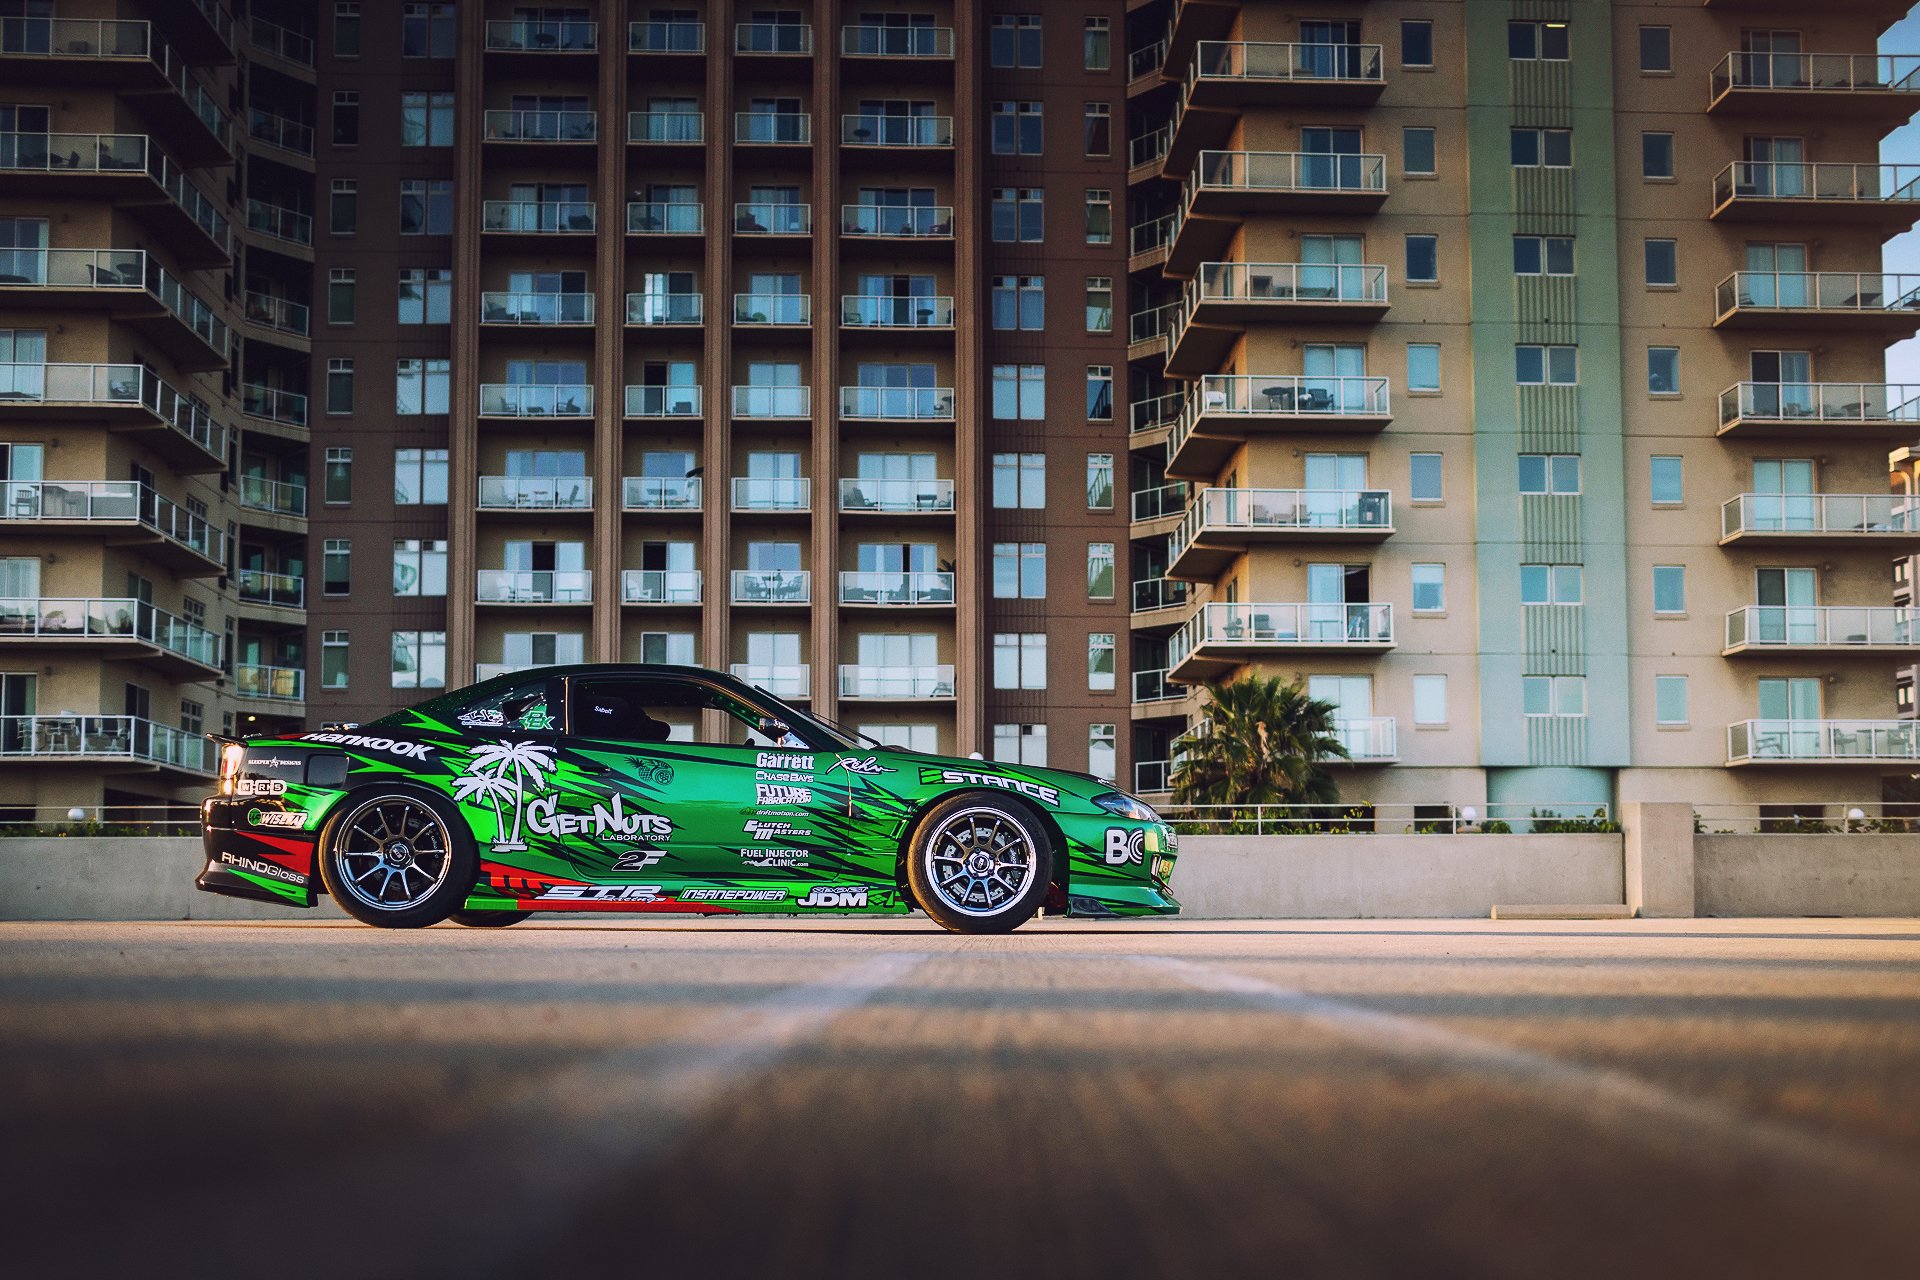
393, 539, 449, 597
391, 630, 446, 689
1085, 189, 1112, 245
402, 3, 456, 58
1520, 563, 1583, 605
1516, 345, 1578, 386
395, 447, 449, 504
1898, 680, 1913, 716
324, 447, 353, 504
180, 699, 204, 737
991, 188, 1044, 243
1642, 132, 1674, 179
1086, 453, 1115, 509
328, 178, 357, 235
1400, 20, 1433, 68
1085, 277, 1113, 334
1408, 344, 1441, 393
1639, 26, 1672, 74
992, 452, 1045, 508
1088, 633, 1116, 690
993, 633, 1047, 690
1654, 675, 1688, 725
1083, 102, 1111, 157
1648, 347, 1680, 395
398, 268, 453, 324
1513, 235, 1574, 276
992, 275, 1045, 330
322, 539, 352, 596
1084, 17, 1110, 70
992, 542, 1047, 599
331, 91, 359, 146
991, 101, 1043, 155
1508, 20, 1569, 61
1087, 542, 1115, 599
396, 358, 450, 415
1518, 454, 1581, 495
1511, 127, 1572, 168
334, 3, 361, 57
1410, 452, 1443, 502
1086, 365, 1113, 420
1412, 563, 1445, 612
399, 179, 454, 235
1644, 239, 1677, 286
1413, 675, 1447, 725
1652, 565, 1686, 615
326, 358, 354, 414
993, 723, 1049, 766
1405, 234, 1438, 283
1088, 723, 1117, 783
327, 268, 356, 325
989, 14, 1042, 69
1522, 675, 1586, 717
1403, 126, 1436, 176
1650, 455, 1683, 506
401, 91, 455, 146
321, 630, 349, 689
991, 364, 1045, 419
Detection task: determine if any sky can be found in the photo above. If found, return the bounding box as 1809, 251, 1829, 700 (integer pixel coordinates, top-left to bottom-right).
1882, 12, 1920, 384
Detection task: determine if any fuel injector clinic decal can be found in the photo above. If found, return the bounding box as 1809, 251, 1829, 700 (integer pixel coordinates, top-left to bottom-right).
756, 783, 813, 806
216, 851, 306, 885
825, 756, 894, 777
918, 767, 1062, 807
741, 848, 809, 869
453, 740, 559, 852
756, 751, 814, 771
234, 778, 288, 798
797, 885, 869, 908
300, 732, 434, 761
681, 888, 787, 903
248, 808, 309, 830
1104, 828, 1146, 866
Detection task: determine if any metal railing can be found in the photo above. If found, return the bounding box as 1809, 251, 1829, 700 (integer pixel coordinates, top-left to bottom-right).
1132, 482, 1189, 522
475, 570, 593, 605
0, 246, 143, 290
1172, 602, 1393, 666
1193, 40, 1384, 85
1188, 373, 1391, 419
0, 20, 229, 148
626, 291, 704, 325
1191, 148, 1387, 197
1130, 39, 1168, 81
241, 384, 306, 427
839, 386, 955, 419
1715, 271, 1920, 317
144, 261, 229, 357
842, 25, 953, 57
1174, 488, 1394, 554
0, 363, 224, 459
841, 114, 953, 147
1714, 162, 1920, 208
1131, 213, 1177, 258
732, 477, 810, 511
477, 476, 593, 510
245, 108, 313, 157
839, 478, 955, 512
234, 662, 305, 702
622, 476, 701, 510
245, 199, 312, 246
0, 714, 212, 773
622, 569, 703, 604
0, 480, 223, 561
838, 665, 955, 698
1133, 578, 1193, 613
630, 20, 704, 53
1694, 801, 1920, 834
1134, 669, 1181, 704
839, 571, 955, 606
236, 569, 304, 609
1192, 260, 1388, 308
483, 19, 597, 51
1718, 381, 1920, 427
0, 596, 221, 668
1129, 124, 1171, 169
1130, 302, 1180, 344
483, 200, 595, 233
625, 385, 702, 417
242, 291, 309, 338
841, 295, 955, 328
735, 293, 812, 325
481, 292, 594, 324
732, 664, 812, 698
248, 15, 313, 66
735, 202, 811, 234
483, 109, 596, 142
1151, 801, 1612, 834
628, 201, 702, 233
841, 204, 953, 237
628, 110, 704, 143
733, 385, 811, 418
1726, 606, 1917, 650
1711, 51, 1920, 96
736, 112, 810, 144
1729, 719, 1920, 763
1721, 492, 1918, 538
478, 384, 593, 417
0, 132, 231, 256
1131, 392, 1182, 434
736, 22, 812, 54
237, 474, 307, 518
732, 569, 811, 604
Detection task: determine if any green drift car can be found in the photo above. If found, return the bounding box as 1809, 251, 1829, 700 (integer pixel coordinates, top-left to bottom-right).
197, 664, 1180, 934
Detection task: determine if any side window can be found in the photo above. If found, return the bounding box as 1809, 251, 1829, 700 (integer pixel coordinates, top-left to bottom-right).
568, 677, 805, 748
454, 679, 561, 733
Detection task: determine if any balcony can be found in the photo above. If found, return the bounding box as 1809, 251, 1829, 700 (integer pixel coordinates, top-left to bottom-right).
735, 113, 810, 148
622, 570, 703, 605
247, 16, 313, 71
236, 475, 307, 521
1169, 488, 1394, 579
1132, 577, 1195, 621
1725, 606, 1920, 655
839, 386, 955, 422
0, 363, 225, 470
736, 22, 812, 56
479, 384, 592, 419
0, 596, 222, 676
0, 19, 233, 163
732, 569, 811, 605
1712, 271, 1920, 334
0, 714, 213, 776
1167, 262, 1390, 376
1330, 718, 1397, 764
839, 571, 954, 607
628, 110, 704, 145
838, 665, 955, 700
628, 201, 703, 236
244, 108, 314, 163
1708, 52, 1920, 121
840, 295, 955, 333
733, 385, 811, 419
734, 202, 811, 237
234, 662, 305, 704
1131, 482, 1190, 534
0, 480, 225, 574
1129, 124, 1172, 180
732, 664, 812, 699
1719, 493, 1920, 545
483, 109, 596, 144
1129, 301, 1177, 359
840, 114, 953, 151
0, 249, 227, 368
626, 292, 704, 327
1717, 381, 1920, 438
481, 292, 594, 326
241, 384, 307, 430
1133, 668, 1188, 712
484, 18, 597, 53
841, 204, 954, 242
1174, 150, 1386, 275
1135, 759, 1173, 794
735, 293, 812, 328
842, 25, 952, 58
236, 569, 304, 611
622, 476, 701, 513
1130, 392, 1183, 446
625, 385, 702, 419
475, 570, 593, 606
839, 478, 954, 514
629, 19, 704, 54
1728, 719, 1920, 765
483, 200, 596, 240
245, 200, 313, 253
1129, 40, 1169, 92
1710, 163, 1920, 228
1168, 375, 1393, 480
241, 291, 309, 343
0, 133, 231, 265
1169, 602, 1394, 681
732, 477, 810, 513
477, 476, 594, 512
1187, 40, 1385, 108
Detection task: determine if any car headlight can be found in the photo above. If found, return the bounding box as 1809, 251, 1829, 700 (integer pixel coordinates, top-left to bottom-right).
1094, 792, 1160, 823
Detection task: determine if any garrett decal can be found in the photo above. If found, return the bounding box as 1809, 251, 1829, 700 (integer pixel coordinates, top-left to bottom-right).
756, 783, 813, 806
825, 756, 893, 777
756, 751, 813, 771
744, 820, 814, 840
918, 767, 1061, 807
1104, 828, 1146, 866
536, 885, 664, 903
681, 888, 787, 902
218, 851, 305, 885
247, 808, 308, 829
234, 778, 288, 797
301, 733, 434, 761
796, 885, 868, 908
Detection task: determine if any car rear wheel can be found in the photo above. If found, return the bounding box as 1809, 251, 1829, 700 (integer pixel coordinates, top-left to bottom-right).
318, 791, 476, 929
449, 909, 532, 928
907, 796, 1052, 935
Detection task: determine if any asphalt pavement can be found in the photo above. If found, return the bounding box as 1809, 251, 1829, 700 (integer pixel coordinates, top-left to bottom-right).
1, 917, 1917, 1279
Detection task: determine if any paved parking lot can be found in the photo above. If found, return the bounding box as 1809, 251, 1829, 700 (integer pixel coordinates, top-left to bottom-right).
1, 917, 1917, 1279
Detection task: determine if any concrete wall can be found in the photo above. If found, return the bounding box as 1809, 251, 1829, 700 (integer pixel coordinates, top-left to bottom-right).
1695, 836, 1920, 918
0, 838, 344, 922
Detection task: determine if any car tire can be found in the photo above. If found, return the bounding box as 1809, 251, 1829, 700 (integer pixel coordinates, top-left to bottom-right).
907, 795, 1052, 935
449, 909, 532, 928
317, 789, 477, 929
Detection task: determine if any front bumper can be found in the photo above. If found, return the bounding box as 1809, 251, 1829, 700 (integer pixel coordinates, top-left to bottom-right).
193, 797, 319, 908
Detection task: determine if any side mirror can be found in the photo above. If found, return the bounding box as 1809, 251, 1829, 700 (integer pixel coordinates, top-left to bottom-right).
757, 716, 790, 738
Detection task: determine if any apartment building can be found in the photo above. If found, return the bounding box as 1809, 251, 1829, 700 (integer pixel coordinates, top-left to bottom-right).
1124, 0, 1920, 815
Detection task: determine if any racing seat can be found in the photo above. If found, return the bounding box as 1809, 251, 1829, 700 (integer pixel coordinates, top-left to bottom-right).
625, 705, 673, 743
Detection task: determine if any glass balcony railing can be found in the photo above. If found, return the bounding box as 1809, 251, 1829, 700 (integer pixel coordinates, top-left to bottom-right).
629, 19, 704, 53
1132, 482, 1190, 522
1130, 40, 1168, 82
733, 385, 811, 418
483, 109, 596, 142
735, 202, 810, 235
628, 201, 703, 233
234, 662, 305, 702
1714, 271, 1920, 319
475, 570, 593, 604
245, 199, 312, 246
484, 19, 597, 52
0, 595, 221, 668
241, 384, 306, 427
735, 293, 811, 325
841, 295, 955, 328
1725, 606, 1918, 650
626, 291, 703, 325
0, 20, 230, 151
245, 108, 314, 157
1729, 719, 1920, 763
1191, 148, 1387, 197
478, 476, 593, 510
625, 385, 701, 418
0, 246, 146, 292
478, 384, 592, 417
144, 262, 230, 358
248, 15, 313, 67
1171, 602, 1394, 668
236, 569, 304, 609
1130, 213, 1177, 257
839, 386, 955, 419
1711, 51, 1920, 98
736, 22, 811, 54
1129, 125, 1171, 169
622, 476, 701, 511
0, 714, 212, 773
838, 571, 954, 606
1131, 393, 1183, 435
731, 664, 811, 698
1189, 373, 1391, 419
628, 110, 704, 143
0, 133, 232, 257
732, 477, 810, 511
242, 291, 309, 338
622, 570, 702, 604
839, 478, 954, 513
1191, 260, 1388, 308
1332, 718, 1397, 762
1173, 488, 1394, 558
838, 665, 955, 699
1718, 381, 1920, 428
841, 25, 953, 57
1713, 162, 1920, 209
732, 569, 811, 604
1133, 578, 1193, 613
483, 200, 595, 233
481, 292, 594, 324
1134, 668, 1181, 704
237, 474, 307, 518
841, 204, 953, 238
736, 112, 810, 144
841, 114, 953, 147
0, 363, 225, 459
0, 480, 223, 562
1192, 39, 1384, 86
1721, 493, 1919, 538
1130, 302, 1179, 345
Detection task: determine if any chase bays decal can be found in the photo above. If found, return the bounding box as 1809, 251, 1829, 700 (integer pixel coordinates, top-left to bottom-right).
452, 740, 672, 852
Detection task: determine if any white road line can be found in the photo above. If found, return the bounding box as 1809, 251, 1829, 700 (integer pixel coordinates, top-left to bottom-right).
1139, 954, 1920, 1194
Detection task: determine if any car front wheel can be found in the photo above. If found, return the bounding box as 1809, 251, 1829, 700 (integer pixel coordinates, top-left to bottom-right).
318, 790, 476, 929
907, 796, 1052, 934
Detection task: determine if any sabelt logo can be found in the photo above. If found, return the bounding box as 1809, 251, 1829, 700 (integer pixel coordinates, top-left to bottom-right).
797, 885, 868, 908
218, 851, 305, 884
918, 767, 1061, 807
1103, 827, 1146, 866
536, 884, 664, 902
300, 733, 433, 760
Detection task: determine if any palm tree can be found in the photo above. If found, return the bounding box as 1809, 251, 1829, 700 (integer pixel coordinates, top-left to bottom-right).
451, 771, 516, 849
1169, 675, 1348, 811
464, 740, 557, 850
